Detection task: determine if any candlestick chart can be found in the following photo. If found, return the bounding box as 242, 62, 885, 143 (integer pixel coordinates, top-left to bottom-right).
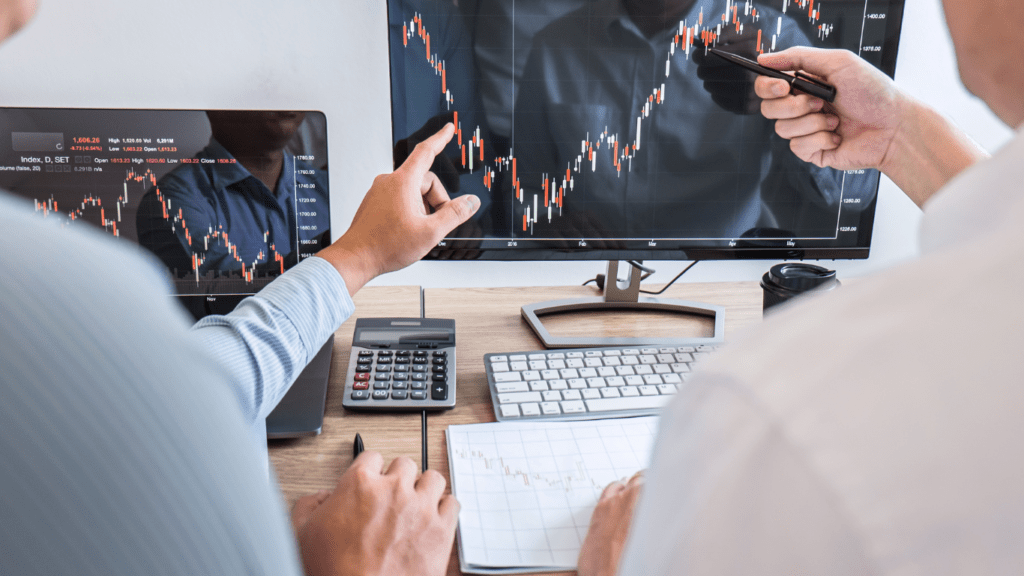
398, 0, 892, 242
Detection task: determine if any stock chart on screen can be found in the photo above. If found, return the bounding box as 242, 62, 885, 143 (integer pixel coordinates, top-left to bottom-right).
0, 109, 330, 313
388, 0, 906, 260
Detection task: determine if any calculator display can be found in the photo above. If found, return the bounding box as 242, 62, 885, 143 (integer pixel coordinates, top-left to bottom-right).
356, 329, 451, 344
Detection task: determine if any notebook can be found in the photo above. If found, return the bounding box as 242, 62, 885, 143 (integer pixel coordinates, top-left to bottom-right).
446, 416, 659, 574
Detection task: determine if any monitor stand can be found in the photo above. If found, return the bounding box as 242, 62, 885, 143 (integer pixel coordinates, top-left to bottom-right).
521, 260, 725, 349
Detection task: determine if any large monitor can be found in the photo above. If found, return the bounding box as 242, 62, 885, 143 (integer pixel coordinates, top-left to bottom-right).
387, 0, 907, 347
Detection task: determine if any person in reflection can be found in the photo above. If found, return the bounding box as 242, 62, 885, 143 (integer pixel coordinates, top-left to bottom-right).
513, 0, 855, 241
136, 111, 331, 280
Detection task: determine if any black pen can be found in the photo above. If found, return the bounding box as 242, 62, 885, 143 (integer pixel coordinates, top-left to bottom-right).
353, 433, 364, 460
708, 48, 837, 103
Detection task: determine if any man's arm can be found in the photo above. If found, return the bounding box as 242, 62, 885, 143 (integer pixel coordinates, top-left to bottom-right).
755, 47, 987, 208
190, 124, 480, 425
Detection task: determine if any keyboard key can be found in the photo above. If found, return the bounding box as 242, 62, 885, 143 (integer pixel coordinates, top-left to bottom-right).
661, 373, 682, 384
605, 376, 626, 387
641, 348, 659, 355
639, 355, 657, 364
674, 352, 694, 363
602, 356, 622, 366
541, 369, 560, 380
578, 368, 598, 378
490, 362, 510, 373
622, 349, 640, 355
500, 404, 521, 418
625, 375, 644, 386
493, 372, 523, 383
584, 395, 671, 412
529, 380, 549, 391
529, 360, 547, 370
586, 377, 606, 388
671, 363, 691, 373
659, 347, 677, 354
548, 379, 568, 390
678, 346, 695, 353
560, 368, 580, 379
603, 349, 622, 356
510, 361, 529, 371
498, 391, 542, 404
542, 390, 562, 402
601, 387, 621, 398
658, 384, 678, 395
616, 366, 636, 376
584, 357, 603, 367
582, 389, 602, 400
653, 364, 672, 374
561, 389, 582, 401
643, 374, 664, 385
568, 379, 587, 389
585, 351, 603, 357
620, 386, 640, 397
528, 354, 546, 361
638, 385, 659, 396
546, 353, 566, 359
493, 379, 528, 391
541, 402, 561, 415
560, 400, 586, 414
621, 356, 639, 365
510, 355, 527, 361
489, 355, 507, 362
521, 371, 542, 381
565, 359, 585, 368
547, 359, 566, 369
656, 354, 675, 363
566, 352, 584, 359
634, 365, 654, 375
597, 366, 617, 377
697, 345, 715, 352
521, 402, 541, 416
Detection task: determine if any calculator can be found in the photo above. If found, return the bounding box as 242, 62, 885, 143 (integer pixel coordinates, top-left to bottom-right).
341, 318, 456, 411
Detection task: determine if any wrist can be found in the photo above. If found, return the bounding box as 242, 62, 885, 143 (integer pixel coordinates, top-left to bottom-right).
316, 237, 380, 297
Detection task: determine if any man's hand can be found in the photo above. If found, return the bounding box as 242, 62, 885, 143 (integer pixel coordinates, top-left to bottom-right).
755, 47, 905, 170
693, 31, 762, 115
756, 46, 987, 207
578, 472, 644, 576
317, 123, 481, 295
297, 451, 460, 576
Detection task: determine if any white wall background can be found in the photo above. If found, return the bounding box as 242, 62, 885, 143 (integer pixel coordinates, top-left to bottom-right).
0, 0, 1012, 289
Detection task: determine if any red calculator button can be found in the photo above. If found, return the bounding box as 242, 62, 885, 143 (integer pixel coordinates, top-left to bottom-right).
352, 381, 369, 390
354, 372, 371, 381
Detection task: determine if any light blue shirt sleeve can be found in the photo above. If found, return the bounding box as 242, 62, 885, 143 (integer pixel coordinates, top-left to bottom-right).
190, 256, 355, 449
0, 193, 306, 576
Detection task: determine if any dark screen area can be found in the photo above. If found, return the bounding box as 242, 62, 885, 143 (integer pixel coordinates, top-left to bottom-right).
388, 0, 906, 260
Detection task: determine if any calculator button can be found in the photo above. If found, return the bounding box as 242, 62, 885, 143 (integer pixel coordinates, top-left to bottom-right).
431, 383, 448, 400
500, 404, 521, 418
392, 381, 408, 389
431, 374, 447, 383
376, 358, 393, 365
412, 365, 427, 373
433, 351, 448, 358
411, 382, 426, 390
396, 350, 411, 357
394, 365, 409, 372
358, 350, 373, 357
395, 357, 411, 365
391, 390, 408, 400
411, 391, 427, 400
354, 372, 370, 381
373, 381, 389, 390
350, 390, 370, 400
356, 363, 372, 373
352, 381, 369, 390
412, 357, 427, 364
377, 351, 393, 357
431, 365, 446, 374
520, 402, 541, 416
412, 373, 428, 381
393, 373, 409, 381
375, 366, 392, 374
371, 390, 389, 400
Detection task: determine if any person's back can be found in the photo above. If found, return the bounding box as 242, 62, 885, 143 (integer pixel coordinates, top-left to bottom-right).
619, 131, 1024, 573
0, 193, 305, 575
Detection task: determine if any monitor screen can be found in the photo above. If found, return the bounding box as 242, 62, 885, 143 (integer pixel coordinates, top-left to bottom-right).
387, 0, 906, 261
0, 108, 330, 319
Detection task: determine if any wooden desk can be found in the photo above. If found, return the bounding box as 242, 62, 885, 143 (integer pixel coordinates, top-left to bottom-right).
269, 286, 424, 507
423, 282, 763, 575
270, 282, 763, 575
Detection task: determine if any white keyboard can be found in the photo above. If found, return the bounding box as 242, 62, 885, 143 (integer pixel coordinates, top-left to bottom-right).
484, 345, 718, 422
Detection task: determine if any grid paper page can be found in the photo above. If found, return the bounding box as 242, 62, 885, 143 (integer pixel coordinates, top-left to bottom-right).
446, 416, 659, 572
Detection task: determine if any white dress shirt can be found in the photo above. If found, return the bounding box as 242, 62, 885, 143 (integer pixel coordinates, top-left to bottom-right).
620, 127, 1024, 575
